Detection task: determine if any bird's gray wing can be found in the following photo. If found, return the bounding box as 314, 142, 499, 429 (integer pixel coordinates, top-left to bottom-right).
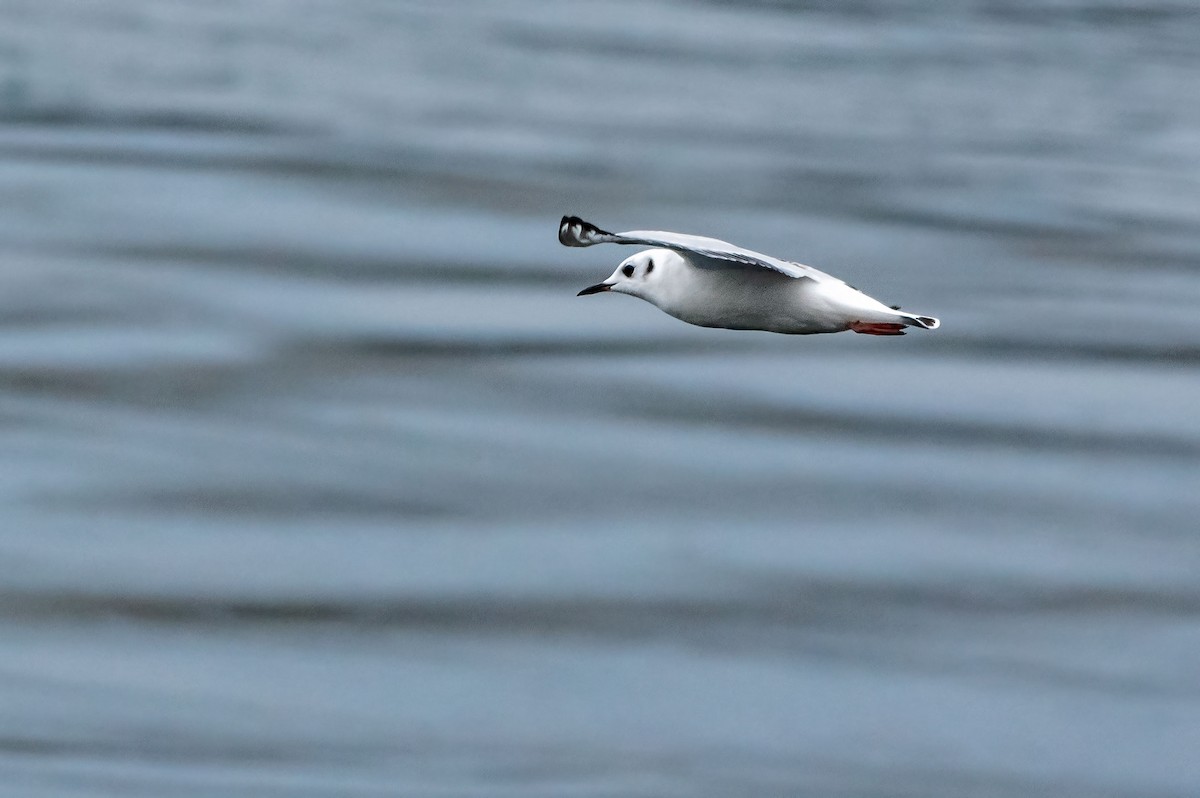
558, 215, 839, 283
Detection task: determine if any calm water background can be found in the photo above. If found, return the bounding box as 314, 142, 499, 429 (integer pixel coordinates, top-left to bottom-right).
1, 1, 1199, 795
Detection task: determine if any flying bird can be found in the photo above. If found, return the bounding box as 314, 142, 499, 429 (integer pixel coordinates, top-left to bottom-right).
562, 216, 939, 336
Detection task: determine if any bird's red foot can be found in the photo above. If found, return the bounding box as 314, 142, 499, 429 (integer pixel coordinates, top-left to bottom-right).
849, 321, 907, 336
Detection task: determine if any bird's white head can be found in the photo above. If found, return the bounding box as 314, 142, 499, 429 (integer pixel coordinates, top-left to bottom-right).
576, 248, 682, 306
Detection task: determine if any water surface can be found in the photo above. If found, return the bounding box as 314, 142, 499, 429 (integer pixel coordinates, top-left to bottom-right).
1, 1, 1198, 795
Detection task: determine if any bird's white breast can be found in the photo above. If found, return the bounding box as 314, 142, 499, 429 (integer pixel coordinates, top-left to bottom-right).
653, 263, 850, 334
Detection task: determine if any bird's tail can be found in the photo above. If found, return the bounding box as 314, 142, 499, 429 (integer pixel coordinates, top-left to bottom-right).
901, 313, 940, 330
853, 312, 939, 335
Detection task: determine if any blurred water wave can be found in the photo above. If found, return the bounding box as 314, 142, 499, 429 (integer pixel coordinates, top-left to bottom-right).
1, 1, 1198, 796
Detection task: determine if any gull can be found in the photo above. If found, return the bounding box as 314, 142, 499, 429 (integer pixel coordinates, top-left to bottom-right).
562, 216, 939, 336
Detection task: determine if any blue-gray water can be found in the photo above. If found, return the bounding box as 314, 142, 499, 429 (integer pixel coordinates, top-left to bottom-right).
2, 2, 1199, 795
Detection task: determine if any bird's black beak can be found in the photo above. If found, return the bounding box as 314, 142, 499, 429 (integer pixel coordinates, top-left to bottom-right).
577, 282, 613, 296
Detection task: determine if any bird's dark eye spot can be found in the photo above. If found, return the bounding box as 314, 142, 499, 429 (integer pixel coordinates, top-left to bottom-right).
622, 264, 634, 278
645, 259, 654, 274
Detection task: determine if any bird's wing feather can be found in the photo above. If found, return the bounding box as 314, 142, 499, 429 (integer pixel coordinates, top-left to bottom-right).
559, 215, 838, 283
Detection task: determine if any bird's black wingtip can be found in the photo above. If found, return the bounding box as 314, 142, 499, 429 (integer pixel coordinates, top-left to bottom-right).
558, 215, 614, 247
